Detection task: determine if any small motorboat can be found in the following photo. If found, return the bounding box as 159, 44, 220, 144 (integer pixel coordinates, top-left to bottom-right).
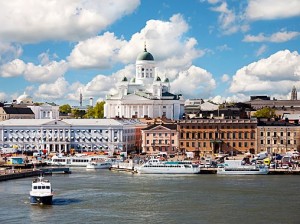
29, 174, 53, 205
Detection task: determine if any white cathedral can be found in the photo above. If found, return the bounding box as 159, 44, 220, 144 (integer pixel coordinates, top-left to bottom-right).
104, 45, 185, 120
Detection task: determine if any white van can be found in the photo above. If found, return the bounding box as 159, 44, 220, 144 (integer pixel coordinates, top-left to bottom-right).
0, 148, 17, 154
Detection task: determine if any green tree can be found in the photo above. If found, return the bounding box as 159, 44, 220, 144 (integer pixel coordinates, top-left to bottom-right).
71, 108, 86, 118
253, 107, 276, 118
83, 101, 105, 118
59, 104, 72, 114
94, 101, 105, 118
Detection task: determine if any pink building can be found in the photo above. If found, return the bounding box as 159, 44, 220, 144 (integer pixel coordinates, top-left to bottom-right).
141, 123, 178, 155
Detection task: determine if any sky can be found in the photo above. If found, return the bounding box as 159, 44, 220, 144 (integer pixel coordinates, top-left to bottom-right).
0, 0, 299, 106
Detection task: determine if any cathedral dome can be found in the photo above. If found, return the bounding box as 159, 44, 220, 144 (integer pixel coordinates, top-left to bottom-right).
136, 46, 154, 61
163, 78, 169, 82
121, 76, 128, 82
16, 92, 33, 104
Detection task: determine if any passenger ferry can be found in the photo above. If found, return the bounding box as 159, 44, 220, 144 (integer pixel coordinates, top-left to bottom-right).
135, 158, 200, 174
30, 175, 53, 205
86, 159, 112, 169
48, 155, 107, 167
217, 160, 269, 175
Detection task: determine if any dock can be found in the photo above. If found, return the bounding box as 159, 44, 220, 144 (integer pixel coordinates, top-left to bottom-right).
0, 169, 41, 181
40, 167, 71, 175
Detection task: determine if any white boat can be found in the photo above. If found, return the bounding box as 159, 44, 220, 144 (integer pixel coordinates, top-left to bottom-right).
217, 160, 269, 175
48, 155, 107, 167
86, 159, 112, 169
30, 175, 53, 205
135, 158, 200, 174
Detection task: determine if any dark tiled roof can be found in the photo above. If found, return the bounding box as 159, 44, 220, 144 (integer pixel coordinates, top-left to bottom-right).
143, 123, 177, 130
257, 120, 298, 126
3, 107, 34, 114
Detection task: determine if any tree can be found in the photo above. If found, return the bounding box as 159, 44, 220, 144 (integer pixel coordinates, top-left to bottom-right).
59, 104, 72, 114
71, 108, 86, 118
83, 101, 105, 118
253, 107, 276, 118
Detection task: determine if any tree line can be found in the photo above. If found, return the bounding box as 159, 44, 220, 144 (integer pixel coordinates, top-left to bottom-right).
59, 101, 105, 119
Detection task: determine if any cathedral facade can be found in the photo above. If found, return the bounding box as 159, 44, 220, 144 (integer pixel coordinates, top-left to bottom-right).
104, 46, 185, 120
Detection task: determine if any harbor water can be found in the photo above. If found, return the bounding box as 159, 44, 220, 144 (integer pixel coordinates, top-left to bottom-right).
0, 169, 300, 224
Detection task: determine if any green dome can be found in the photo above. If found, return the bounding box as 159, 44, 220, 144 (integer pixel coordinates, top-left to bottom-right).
136, 48, 154, 61
156, 76, 161, 81
130, 77, 136, 83
121, 76, 128, 82
163, 78, 169, 82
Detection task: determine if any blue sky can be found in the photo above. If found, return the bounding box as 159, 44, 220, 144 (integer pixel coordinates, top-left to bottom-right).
0, 0, 299, 106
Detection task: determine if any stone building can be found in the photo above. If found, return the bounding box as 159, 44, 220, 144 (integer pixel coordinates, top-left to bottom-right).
257, 120, 300, 154
141, 123, 178, 155
0, 119, 146, 155
178, 119, 257, 157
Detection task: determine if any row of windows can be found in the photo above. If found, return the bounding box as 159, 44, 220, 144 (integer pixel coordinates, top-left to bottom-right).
146, 147, 176, 151
260, 131, 294, 137
180, 125, 255, 129
181, 132, 255, 139
181, 141, 254, 148
260, 139, 296, 145
146, 140, 175, 145
146, 133, 175, 137
33, 186, 50, 189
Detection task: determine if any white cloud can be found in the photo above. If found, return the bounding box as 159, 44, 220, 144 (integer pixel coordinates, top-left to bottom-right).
35, 77, 69, 100
171, 65, 216, 99
0, 0, 140, 43
68, 32, 127, 69
229, 50, 300, 95
68, 14, 204, 70
243, 31, 300, 43
210, 2, 242, 35
0, 42, 23, 64
0, 92, 7, 102
221, 74, 230, 82
210, 94, 249, 104
256, 44, 267, 57
246, 0, 300, 20
0, 59, 68, 82
216, 44, 232, 51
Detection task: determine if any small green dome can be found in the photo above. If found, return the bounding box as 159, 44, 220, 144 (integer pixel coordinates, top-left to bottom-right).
156, 76, 161, 81
136, 47, 154, 61
121, 76, 128, 82
163, 78, 169, 82
130, 77, 136, 83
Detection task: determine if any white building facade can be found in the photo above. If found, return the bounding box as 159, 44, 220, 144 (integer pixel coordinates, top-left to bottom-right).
0, 119, 146, 155
28, 103, 60, 119
104, 46, 185, 120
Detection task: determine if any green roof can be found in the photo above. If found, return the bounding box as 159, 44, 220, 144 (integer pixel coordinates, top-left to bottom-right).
136, 48, 154, 61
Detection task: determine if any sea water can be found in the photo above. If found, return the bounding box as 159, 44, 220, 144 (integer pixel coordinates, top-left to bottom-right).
0, 169, 299, 224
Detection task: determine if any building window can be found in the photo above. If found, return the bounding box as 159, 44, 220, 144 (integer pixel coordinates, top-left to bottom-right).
287, 132, 290, 137
244, 142, 248, 147
267, 139, 270, 144
233, 142, 236, 147
281, 132, 284, 136
267, 132, 270, 137
192, 142, 195, 147
203, 142, 206, 147
238, 142, 242, 147
186, 142, 189, 147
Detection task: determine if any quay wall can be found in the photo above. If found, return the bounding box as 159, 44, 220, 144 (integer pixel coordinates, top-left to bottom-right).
0, 169, 41, 182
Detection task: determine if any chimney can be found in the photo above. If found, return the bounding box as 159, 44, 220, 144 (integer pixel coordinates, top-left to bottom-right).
89, 97, 94, 107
